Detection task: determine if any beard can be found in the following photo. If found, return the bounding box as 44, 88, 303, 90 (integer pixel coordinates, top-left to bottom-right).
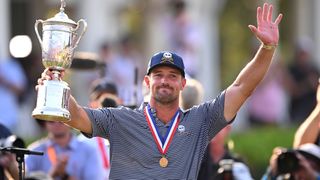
154, 85, 178, 104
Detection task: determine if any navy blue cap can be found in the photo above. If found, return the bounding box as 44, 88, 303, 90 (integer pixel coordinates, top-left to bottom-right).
147, 51, 185, 77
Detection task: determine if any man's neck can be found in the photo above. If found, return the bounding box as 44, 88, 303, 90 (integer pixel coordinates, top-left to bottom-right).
149, 101, 180, 124
50, 132, 72, 148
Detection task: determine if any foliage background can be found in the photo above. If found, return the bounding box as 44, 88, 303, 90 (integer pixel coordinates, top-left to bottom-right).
230, 126, 297, 178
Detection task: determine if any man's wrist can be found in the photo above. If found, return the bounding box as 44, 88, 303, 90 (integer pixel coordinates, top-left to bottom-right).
261, 43, 278, 50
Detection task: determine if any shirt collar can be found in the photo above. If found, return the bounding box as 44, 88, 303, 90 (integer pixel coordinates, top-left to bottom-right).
46, 133, 77, 150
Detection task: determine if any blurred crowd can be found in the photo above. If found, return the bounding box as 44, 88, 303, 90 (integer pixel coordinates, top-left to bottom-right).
0, 0, 320, 180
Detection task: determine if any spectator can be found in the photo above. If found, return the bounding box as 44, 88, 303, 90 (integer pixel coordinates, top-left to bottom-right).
165, 0, 202, 78
247, 60, 288, 126
286, 37, 320, 123
180, 78, 204, 110
98, 42, 114, 78
104, 36, 143, 106
262, 143, 320, 180
198, 125, 253, 180
0, 57, 27, 131
25, 121, 105, 180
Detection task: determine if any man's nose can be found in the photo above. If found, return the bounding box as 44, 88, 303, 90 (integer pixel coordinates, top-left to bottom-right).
160, 77, 169, 84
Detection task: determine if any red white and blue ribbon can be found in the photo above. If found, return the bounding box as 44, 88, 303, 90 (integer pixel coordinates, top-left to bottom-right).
144, 104, 180, 154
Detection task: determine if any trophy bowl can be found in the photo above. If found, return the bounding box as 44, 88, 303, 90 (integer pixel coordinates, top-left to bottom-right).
32, 0, 87, 122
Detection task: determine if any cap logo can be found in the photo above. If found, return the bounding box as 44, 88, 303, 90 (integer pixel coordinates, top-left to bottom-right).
160, 52, 174, 64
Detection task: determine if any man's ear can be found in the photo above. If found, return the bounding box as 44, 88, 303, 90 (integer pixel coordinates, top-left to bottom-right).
181, 78, 187, 90
144, 76, 150, 88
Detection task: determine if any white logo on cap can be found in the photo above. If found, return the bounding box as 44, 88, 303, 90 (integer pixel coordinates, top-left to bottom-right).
161, 52, 174, 64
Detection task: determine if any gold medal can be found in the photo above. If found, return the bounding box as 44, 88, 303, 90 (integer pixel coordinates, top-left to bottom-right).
159, 157, 168, 168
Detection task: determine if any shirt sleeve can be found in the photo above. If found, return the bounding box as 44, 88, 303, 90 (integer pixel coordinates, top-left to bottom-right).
204, 90, 230, 140
82, 107, 114, 139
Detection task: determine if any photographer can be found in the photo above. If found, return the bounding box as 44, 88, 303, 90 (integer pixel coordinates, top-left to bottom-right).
262, 143, 320, 180
0, 123, 19, 180
198, 125, 253, 180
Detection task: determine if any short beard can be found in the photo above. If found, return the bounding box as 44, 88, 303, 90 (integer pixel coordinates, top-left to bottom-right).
153, 84, 179, 104
154, 93, 178, 104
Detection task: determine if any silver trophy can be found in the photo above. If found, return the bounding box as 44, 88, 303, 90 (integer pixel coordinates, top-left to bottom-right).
32, 0, 87, 122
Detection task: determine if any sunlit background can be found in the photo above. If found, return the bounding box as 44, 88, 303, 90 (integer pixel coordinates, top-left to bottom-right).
9, 35, 32, 58
1, 0, 320, 178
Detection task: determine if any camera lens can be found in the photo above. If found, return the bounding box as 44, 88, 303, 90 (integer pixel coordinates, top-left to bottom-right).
277, 150, 300, 174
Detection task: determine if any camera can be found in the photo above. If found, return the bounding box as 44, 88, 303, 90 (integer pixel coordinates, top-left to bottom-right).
216, 159, 234, 180
277, 149, 300, 175
0, 135, 25, 148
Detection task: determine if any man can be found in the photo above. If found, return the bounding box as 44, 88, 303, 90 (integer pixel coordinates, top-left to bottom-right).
0, 57, 27, 131
25, 121, 105, 180
198, 125, 253, 180
179, 78, 204, 110
37, 3, 282, 179
286, 37, 320, 123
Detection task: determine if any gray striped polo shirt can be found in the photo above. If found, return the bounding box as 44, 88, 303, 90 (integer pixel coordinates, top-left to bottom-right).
83, 91, 229, 179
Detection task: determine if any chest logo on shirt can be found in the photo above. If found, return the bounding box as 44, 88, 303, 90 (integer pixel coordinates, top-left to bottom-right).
177, 125, 185, 133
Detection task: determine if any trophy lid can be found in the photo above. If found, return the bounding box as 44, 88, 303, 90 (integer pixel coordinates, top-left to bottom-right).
44, 0, 77, 26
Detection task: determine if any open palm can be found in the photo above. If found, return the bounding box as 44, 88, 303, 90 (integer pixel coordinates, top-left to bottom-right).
248, 3, 283, 45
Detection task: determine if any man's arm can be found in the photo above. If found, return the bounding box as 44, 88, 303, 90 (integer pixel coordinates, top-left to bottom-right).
224, 3, 283, 121
64, 95, 92, 134
293, 83, 320, 148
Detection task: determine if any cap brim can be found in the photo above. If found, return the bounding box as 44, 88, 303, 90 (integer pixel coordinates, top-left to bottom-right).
147, 64, 185, 77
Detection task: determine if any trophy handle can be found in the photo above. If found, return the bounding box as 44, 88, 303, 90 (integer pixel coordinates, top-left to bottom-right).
72, 19, 87, 49
35, 19, 44, 50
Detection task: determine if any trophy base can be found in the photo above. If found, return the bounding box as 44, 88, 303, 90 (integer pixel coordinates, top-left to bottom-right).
33, 80, 71, 122
32, 107, 70, 122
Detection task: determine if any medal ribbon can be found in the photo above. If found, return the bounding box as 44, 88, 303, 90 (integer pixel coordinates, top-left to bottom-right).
144, 104, 180, 155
